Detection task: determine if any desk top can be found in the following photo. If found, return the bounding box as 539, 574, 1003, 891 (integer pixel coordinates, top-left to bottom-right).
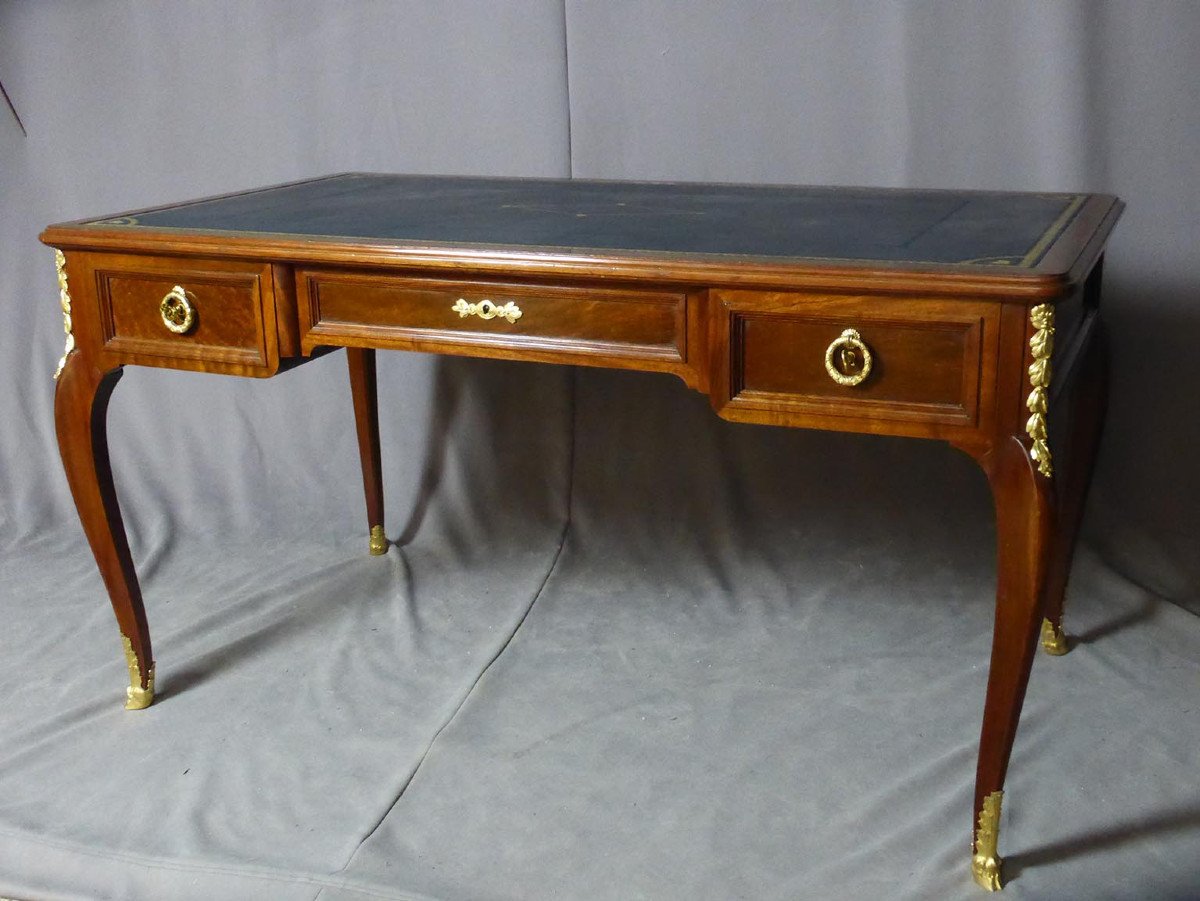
45, 174, 1122, 294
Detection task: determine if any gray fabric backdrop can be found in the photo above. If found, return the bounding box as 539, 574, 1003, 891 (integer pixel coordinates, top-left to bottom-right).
1, 2, 1197, 899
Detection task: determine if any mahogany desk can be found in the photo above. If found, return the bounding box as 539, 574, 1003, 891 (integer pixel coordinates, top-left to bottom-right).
42, 174, 1122, 891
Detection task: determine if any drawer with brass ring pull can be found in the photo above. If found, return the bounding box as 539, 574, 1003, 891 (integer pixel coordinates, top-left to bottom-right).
85, 252, 282, 374
712, 289, 1002, 439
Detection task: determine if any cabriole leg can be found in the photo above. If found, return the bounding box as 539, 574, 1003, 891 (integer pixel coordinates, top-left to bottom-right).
347, 348, 387, 555
55, 355, 155, 709
972, 435, 1054, 890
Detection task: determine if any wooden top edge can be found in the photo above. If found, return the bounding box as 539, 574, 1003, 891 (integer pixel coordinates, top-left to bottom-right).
1030, 194, 1122, 276
39, 223, 1082, 298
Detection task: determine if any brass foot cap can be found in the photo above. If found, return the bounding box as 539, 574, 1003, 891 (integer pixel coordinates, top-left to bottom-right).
971, 854, 1003, 892
1040, 618, 1069, 656
121, 636, 155, 709
369, 525, 389, 556
125, 670, 155, 710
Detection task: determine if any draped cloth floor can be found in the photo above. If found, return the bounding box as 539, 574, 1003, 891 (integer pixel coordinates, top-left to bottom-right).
1, 360, 1196, 900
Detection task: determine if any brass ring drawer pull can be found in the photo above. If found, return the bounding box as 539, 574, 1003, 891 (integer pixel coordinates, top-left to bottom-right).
824, 328, 873, 387
159, 285, 197, 334
451, 297, 522, 324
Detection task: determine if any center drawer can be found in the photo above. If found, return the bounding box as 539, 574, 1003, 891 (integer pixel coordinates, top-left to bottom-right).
297, 269, 688, 364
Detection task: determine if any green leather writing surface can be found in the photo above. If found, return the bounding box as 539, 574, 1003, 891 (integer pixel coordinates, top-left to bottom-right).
94, 174, 1085, 268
